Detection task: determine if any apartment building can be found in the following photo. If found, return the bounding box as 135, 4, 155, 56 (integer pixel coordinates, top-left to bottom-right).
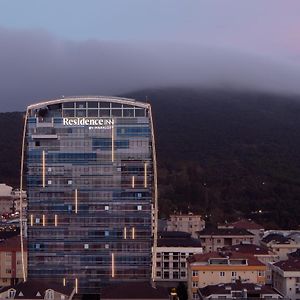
197, 227, 254, 253
222, 243, 279, 284
271, 257, 300, 300
167, 213, 205, 238
0, 235, 27, 287
187, 251, 266, 300
261, 233, 300, 260
0, 184, 14, 215
227, 219, 265, 245
155, 231, 203, 284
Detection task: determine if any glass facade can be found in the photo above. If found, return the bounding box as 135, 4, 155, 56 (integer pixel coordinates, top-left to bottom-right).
23, 97, 157, 294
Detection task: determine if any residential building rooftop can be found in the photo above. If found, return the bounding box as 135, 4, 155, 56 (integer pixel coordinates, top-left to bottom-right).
197, 227, 253, 236
157, 231, 202, 247
0, 235, 26, 251
100, 282, 169, 299
199, 282, 281, 298
187, 251, 265, 266
228, 219, 264, 230
262, 233, 291, 244
222, 243, 269, 255
0, 280, 74, 299
273, 257, 300, 272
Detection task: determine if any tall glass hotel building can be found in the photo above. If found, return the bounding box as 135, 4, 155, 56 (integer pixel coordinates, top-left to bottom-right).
20, 96, 157, 294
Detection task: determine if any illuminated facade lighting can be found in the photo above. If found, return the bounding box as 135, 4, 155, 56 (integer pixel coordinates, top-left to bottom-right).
23, 96, 157, 294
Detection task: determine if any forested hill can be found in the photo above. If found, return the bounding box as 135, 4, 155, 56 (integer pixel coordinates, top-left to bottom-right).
1, 89, 300, 229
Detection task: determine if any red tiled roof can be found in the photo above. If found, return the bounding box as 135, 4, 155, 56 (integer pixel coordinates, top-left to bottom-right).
229, 219, 264, 230
101, 282, 169, 299
187, 251, 264, 266
0, 279, 73, 299
199, 282, 281, 297
274, 257, 300, 272
0, 235, 27, 252
223, 243, 269, 255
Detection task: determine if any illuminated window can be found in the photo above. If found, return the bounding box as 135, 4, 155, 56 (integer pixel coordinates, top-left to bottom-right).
104, 205, 109, 211
137, 205, 142, 211
84, 244, 89, 249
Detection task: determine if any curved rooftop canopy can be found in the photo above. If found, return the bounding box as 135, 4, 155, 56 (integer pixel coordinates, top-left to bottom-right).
27, 96, 149, 110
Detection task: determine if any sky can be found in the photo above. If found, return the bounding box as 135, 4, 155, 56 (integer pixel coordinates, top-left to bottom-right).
0, 0, 300, 111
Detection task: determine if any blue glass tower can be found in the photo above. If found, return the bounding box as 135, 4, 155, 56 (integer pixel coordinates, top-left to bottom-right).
20, 97, 158, 294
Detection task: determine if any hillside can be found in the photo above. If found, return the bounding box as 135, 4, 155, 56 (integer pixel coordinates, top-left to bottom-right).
1, 89, 300, 228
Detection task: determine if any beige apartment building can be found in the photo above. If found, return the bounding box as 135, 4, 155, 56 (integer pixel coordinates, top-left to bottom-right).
271, 256, 300, 300
227, 219, 265, 245
154, 231, 203, 284
187, 251, 266, 300
0, 235, 27, 287
223, 243, 279, 284
197, 227, 254, 253
167, 213, 205, 238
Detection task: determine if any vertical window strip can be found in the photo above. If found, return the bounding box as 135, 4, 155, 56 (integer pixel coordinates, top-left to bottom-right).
54, 214, 58, 227
111, 253, 115, 278
42, 214, 45, 227
132, 176, 135, 188
75, 189, 78, 214
111, 126, 114, 162
42, 150, 46, 188
132, 227, 135, 239
144, 162, 147, 188
63, 278, 66, 287
124, 227, 127, 239
30, 214, 33, 226
75, 278, 78, 294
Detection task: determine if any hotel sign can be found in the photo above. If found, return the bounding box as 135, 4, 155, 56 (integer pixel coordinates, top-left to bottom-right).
63, 118, 114, 130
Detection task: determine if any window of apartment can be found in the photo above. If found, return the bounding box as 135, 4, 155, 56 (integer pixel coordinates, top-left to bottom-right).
156, 262, 161, 268
192, 281, 198, 288
104, 205, 109, 211
232, 271, 237, 277
8, 289, 16, 299
156, 253, 161, 259
258, 271, 265, 277
137, 205, 142, 211
173, 271, 179, 279
163, 271, 169, 279
192, 270, 198, 277
164, 254, 169, 260
172, 262, 179, 269
84, 244, 89, 249
48, 180, 52, 185
6, 269, 11, 274
68, 180, 72, 185
36, 218, 40, 224
192, 293, 199, 300
220, 271, 225, 277
45, 289, 54, 300
181, 262, 186, 268
180, 271, 186, 277
164, 262, 169, 269
104, 230, 109, 237
181, 253, 186, 259
217, 239, 221, 243
156, 271, 161, 277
